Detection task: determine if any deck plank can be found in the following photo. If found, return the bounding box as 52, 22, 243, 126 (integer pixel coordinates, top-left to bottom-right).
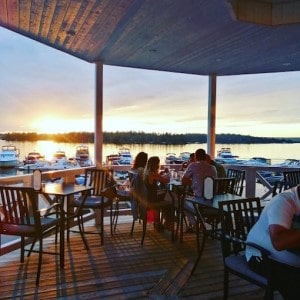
0, 218, 283, 299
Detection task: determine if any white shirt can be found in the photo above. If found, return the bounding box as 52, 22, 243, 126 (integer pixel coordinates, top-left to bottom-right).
246, 185, 300, 267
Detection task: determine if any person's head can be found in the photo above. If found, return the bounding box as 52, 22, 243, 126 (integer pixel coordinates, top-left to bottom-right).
195, 148, 206, 161
145, 156, 160, 173
133, 151, 148, 169
189, 153, 195, 162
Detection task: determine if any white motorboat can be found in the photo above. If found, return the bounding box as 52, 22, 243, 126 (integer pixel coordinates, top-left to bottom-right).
165, 152, 190, 165
274, 158, 300, 167
75, 144, 93, 166
105, 147, 133, 165
19, 157, 80, 172
179, 152, 191, 161
165, 153, 178, 164
106, 154, 121, 165
0, 145, 20, 168
52, 150, 67, 162
240, 157, 271, 166
23, 151, 45, 165
215, 148, 239, 164
118, 147, 133, 164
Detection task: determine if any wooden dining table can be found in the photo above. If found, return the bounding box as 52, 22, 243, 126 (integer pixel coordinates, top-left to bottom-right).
39, 182, 93, 267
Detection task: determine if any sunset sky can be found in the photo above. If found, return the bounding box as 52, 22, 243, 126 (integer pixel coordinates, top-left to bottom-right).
0, 27, 299, 138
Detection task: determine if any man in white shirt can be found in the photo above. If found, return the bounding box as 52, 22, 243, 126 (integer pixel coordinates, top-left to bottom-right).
246, 185, 300, 299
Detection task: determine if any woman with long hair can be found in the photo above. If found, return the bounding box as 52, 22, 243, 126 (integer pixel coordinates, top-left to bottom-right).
129, 152, 148, 221
143, 156, 173, 230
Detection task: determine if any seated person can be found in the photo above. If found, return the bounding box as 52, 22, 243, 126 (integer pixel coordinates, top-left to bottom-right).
246, 185, 300, 299
143, 156, 173, 230
181, 153, 195, 171
182, 148, 217, 230
206, 154, 226, 178
128, 151, 148, 221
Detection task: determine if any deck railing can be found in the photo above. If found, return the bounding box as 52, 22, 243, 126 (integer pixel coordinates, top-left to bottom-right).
2, 163, 270, 255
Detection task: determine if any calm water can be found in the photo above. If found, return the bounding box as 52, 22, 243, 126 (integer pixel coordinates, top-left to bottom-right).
0, 140, 299, 177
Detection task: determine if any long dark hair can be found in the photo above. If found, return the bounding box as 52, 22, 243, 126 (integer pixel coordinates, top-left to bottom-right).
132, 151, 148, 169
144, 156, 160, 175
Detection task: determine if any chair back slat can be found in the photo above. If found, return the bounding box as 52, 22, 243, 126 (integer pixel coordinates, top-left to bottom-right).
203, 176, 236, 200
0, 186, 38, 227
272, 180, 291, 196
218, 197, 262, 256
283, 171, 300, 188
226, 169, 245, 196
84, 168, 114, 196
213, 177, 235, 195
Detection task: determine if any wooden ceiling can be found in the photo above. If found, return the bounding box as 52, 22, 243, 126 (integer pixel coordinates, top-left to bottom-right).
1, 0, 300, 76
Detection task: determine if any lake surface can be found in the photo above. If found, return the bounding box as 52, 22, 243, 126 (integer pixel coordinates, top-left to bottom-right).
0, 139, 299, 177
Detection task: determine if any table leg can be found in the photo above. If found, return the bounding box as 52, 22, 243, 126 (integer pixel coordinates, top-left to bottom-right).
180, 194, 184, 243
191, 202, 206, 275
167, 189, 181, 242
59, 200, 65, 268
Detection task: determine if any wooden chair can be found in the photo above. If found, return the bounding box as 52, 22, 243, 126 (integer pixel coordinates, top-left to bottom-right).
71, 168, 117, 246
201, 176, 236, 238
203, 176, 236, 200
272, 180, 291, 196
283, 170, 300, 188
130, 173, 176, 245
0, 185, 62, 285
218, 197, 275, 300
226, 168, 245, 196
112, 174, 132, 232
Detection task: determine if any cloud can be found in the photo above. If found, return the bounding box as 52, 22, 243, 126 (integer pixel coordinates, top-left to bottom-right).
0, 27, 300, 137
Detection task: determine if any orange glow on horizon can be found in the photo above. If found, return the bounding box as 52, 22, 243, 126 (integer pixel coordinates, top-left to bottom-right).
30, 117, 93, 134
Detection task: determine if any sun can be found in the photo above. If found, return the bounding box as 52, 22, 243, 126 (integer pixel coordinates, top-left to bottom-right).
30, 117, 93, 134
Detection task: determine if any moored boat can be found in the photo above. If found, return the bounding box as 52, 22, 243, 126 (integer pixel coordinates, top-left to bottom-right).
165, 152, 190, 165
19, 157, 80, 172
0, 145, 20, 168
106, 154, 121, 165
75, 144, 93, 166
165, 153, 178, 164
23, 151, 45, 165
52, 150, 67, 162
118, 147, 133, 164
215, 148, 239, 164
105, 147, 133, 165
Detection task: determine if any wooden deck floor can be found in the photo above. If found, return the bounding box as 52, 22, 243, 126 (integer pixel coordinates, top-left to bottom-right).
0, 217, 283, 300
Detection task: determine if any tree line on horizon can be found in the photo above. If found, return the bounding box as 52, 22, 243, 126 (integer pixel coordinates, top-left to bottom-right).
0, 131, 295, 144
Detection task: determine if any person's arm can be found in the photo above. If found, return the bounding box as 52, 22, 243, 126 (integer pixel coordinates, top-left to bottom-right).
152, 172, 170, 184
182, 164, 193, 186
269, 224, 300, 251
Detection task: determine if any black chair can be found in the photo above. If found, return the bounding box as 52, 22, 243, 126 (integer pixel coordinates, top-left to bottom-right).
218, 197, 275, 300
272, 180, 291, 196
0, 185, 62, 285
283, 170, 300, 188
226, 168, 245, 196
130, 173, 176, 245
201, 176, 236, 239
113, 170, 137, 232
203, 176, 236, 200
72, 168, 117, 246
